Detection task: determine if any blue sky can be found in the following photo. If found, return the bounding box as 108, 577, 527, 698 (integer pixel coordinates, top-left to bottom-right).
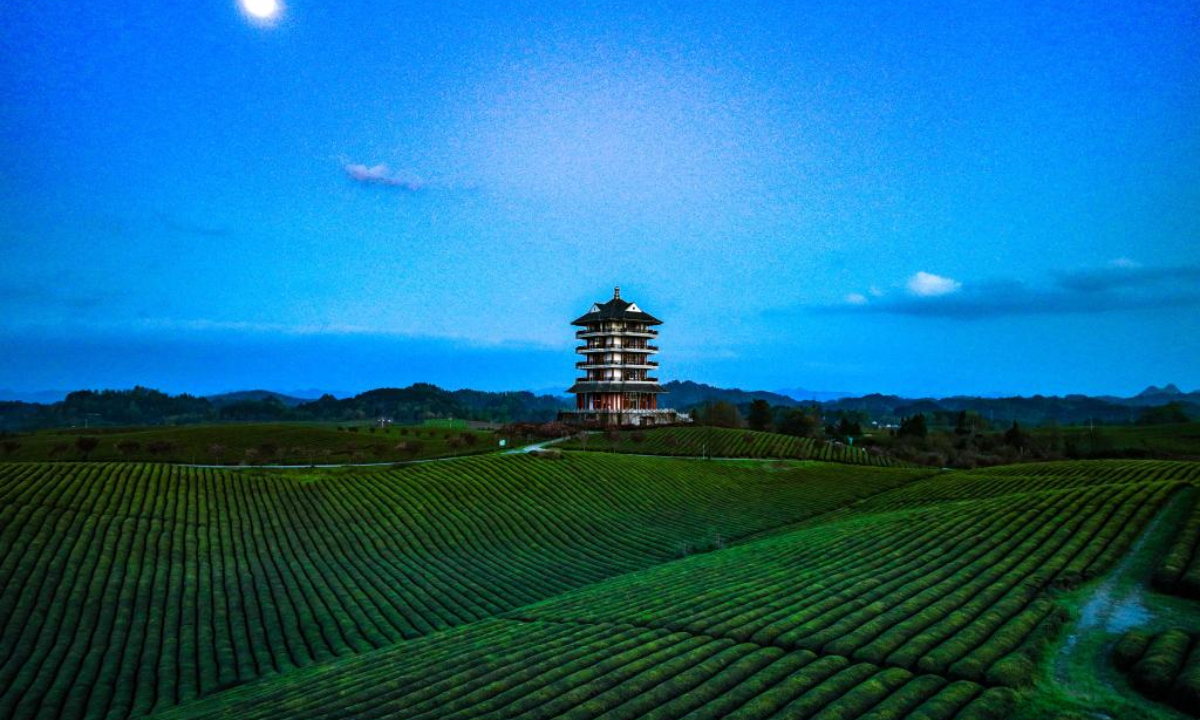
1, 0, 1197, 397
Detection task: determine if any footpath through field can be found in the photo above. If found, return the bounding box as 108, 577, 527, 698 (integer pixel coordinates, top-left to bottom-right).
1039, 486, 1198, 720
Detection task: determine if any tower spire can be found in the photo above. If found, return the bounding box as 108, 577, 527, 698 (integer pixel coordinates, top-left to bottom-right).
614, 285, 620, 299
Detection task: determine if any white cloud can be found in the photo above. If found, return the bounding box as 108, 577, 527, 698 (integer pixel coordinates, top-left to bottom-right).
1109, 257, 1141, 269
343, 162, 424, 191
845, 293, 868, 305
906, 271, 962, 297
868, 286, 884, 298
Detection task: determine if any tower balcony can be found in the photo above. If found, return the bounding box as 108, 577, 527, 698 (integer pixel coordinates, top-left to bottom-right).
575, 329, 658, 340
576, 345, 659, 354
576, 361, 659, 370
575, 377, 660, 384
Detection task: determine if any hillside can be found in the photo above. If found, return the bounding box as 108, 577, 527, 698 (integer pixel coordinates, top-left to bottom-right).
0, 423, 499, 464
0, 454, 926, 720
145, 459, 1200, 720
0, 384, 570, 432
558, 426, 909, 467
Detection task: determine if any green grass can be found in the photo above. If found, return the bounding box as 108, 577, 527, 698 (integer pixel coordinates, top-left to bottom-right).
0, 454, 924, 720
558, 425, 909, 466
0, 422, 499, 464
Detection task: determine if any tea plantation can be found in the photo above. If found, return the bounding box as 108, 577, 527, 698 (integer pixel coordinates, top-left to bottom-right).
0, 453, 1197, 720
557, 426, 906, 466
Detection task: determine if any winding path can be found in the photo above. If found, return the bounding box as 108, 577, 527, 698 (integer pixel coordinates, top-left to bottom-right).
1048, 487, 1196, 720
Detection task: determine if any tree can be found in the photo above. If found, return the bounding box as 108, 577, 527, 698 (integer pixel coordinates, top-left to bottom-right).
777, 407, 820, 438
898, 414, 928, 439
115, 440, 141, 457
747, 400, 772, 432
1004, 420, 1029, 450
1138, 402, 1190, 426
1, 440, 20, 456
696, 401, 742, 428
833, 416, 862, 441
74, 435, 100, 460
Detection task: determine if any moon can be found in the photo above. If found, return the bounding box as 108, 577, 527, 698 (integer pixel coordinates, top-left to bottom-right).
240, 0, 282, 22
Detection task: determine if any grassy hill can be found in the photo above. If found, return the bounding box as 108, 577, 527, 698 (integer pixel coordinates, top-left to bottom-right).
0, 422, 499, 465
0, 454, 925, 720
558, 425, 908, 466
2, 454, 1198, 720
149, 459, 1200, 720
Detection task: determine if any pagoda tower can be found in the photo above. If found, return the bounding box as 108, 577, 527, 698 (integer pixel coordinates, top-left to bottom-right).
563, 287, 682, 427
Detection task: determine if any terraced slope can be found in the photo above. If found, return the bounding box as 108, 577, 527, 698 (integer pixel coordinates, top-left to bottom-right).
558, 426, 905, 466
1114, 628, 1200, 716
153, 460, 1199, 720
3, 422, 497, 465
1153, 491, 1200, 598
154, 618, 1016, 720
0, 455, 924, 720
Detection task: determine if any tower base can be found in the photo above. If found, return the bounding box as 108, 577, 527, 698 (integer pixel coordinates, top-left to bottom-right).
558, 408, 689, 428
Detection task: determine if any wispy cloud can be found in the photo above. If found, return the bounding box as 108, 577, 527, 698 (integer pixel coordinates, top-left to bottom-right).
818, 261, 1200, 319
342, 162, 425, 191
906, 271, 962, 297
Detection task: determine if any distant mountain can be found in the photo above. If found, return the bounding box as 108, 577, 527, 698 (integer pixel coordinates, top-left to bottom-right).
1135, 384, 1185, 398
775, 387, 856, 403
662, 380, 799, 409
0, 383, 570, 431
1096, 384, 1198, 407
206, 390, 312, 408
0, 389, 71, 404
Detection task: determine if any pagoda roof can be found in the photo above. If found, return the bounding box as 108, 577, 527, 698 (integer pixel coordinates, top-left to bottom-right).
567, 381, 666, 394
571, 287, 663, 326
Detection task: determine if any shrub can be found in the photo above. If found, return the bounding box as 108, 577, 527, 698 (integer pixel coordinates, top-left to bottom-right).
74, 435, 100, 459
1132, 629, 1191, 698
1, 440, 20, 455
147, 440, 175, 455
1174, 647, 1200, 715
115, 440, 141, 456
1114, 629, 1152, 671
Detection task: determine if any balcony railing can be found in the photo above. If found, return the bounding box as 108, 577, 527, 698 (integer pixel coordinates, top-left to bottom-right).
576, 361, 659, 370
575, 329, 659, 339
574, 377, 660, 384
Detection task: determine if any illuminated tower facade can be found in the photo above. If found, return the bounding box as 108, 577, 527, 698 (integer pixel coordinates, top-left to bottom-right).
563, 287, 682, 426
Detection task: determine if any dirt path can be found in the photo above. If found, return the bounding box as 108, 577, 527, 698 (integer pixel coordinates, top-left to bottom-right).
1046, 487, 1196, 720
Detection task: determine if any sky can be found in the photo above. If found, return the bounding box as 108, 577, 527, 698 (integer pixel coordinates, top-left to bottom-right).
1, 0, 1198, 398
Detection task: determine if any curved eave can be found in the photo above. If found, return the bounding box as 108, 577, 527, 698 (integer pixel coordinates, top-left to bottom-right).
567, 382, 666, 394
570, 313, 663, 326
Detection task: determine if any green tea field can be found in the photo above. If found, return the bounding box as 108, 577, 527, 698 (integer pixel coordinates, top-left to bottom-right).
0, 423, 499, 465
558, 426, 906, 467
1, 452, 1197, 720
